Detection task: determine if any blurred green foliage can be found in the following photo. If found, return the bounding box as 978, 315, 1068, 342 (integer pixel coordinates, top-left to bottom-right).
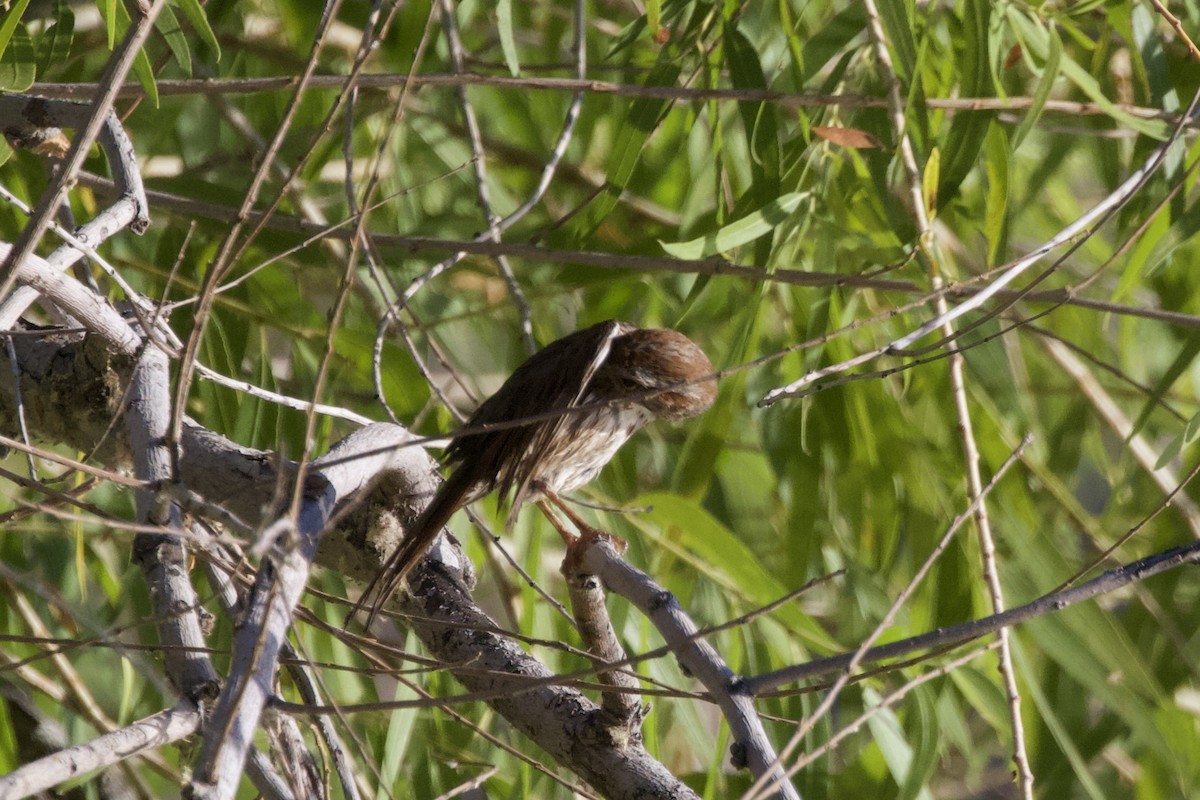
3, 0, 1200, 797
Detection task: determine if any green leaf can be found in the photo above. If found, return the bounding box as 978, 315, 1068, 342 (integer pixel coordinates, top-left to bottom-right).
1008, 8, 1168, 139
1142, 198, 1200, 278
1011, 16, 1061, 150
921, 146, 940, 219
982, 124, 1009, 265
0, 0, 32, 58
896, 685, 940, 800
865, 687, 935, 800
130, 38, 160, 107
0, 22, 35, 92
1013, 640, 1109, 800
378, 631, 421, 797
659, 192, 809, 258
173, 0, 220, 60
646, 0, 662, 37
874, 0, 917, 81
104, 0, 117, 48
94, 0, 158, 105
496, 0, 520, 77
1131, 330, 1200, 443
937, 0, 992, 202
636, 492, 838, 650
35, 0, 74, 77
725, 24, 781, 200
571, 59, 681, 240
801, 4, 867, 87
1156, 410, 1200, 470
777, 0, 805, 86
155, 2, 191, 77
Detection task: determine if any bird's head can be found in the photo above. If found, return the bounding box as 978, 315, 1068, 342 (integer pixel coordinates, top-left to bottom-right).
602, 327, 717, 420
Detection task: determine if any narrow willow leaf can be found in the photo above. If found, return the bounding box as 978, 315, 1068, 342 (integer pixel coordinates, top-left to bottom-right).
922, 147, 940, 220
496, 0, 520, 77
1008, 7, 1168, 139
1158, 412, 1197, 465
725, 25, 781, 192
874, 0, 916, 80
155, 2, 191, 77
0, 23, 35, 92
104, 0, 117, 48
0, 0, 32, 58
865, 688, 935, 800
1010, 13, 1061, 150
173, 0, 220, 60
95, 0, 158, 104
1013, 641, 1109, 800
131, 39, 160, 107
801, 4, 866, 85
983, 124, 1009, 265
660, 192, 808, 259
812, 126, 881, 148
378, 633, 420, 796
35, 0, 74, 76
1130, 330, 1200, 443
646, 0, 662, 38
572, 60, 681, 240
777, 0, 805, 86
1141, 198, 1200, 279
897, 686, 940, 800
937, 0, 992, 201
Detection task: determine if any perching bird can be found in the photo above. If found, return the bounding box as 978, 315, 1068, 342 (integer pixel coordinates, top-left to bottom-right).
353, 320, 716, 626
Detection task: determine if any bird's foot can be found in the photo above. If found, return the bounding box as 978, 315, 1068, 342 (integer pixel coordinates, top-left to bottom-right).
563, 523, 627, 574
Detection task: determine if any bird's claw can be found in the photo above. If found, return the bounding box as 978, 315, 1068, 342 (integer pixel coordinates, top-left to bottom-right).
563, 524, 627, 574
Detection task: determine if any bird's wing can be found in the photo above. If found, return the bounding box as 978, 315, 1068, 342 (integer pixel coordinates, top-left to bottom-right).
445, 320, 626, 509
507, 320, 623, 511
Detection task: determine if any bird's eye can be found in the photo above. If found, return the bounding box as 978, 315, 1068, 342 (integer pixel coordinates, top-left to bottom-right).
619, 376, 644, 393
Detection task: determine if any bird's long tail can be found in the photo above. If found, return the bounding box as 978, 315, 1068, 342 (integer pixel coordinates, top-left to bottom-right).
347, 469, 473, 629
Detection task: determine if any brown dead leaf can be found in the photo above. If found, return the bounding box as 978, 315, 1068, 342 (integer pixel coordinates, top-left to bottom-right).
811, 126, 881, 149
1005, 43, 1022, 69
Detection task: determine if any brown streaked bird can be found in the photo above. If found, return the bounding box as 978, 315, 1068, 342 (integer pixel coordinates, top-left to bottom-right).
353, 320, 717, 626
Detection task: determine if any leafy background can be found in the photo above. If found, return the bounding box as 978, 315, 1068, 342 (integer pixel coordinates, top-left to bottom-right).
3, 0, 1200, 797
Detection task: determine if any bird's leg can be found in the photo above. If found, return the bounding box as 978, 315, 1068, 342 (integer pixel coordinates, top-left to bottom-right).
543, 488, 628, 556
535, 500, 578, 546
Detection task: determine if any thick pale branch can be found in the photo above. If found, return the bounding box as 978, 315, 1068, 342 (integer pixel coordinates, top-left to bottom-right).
0, 704, 200, 799
575, 539, 797, 800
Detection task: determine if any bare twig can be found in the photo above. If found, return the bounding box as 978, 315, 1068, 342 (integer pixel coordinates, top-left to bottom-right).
0, 1, 163, 300
28, 76, 1192, 127
77, 174, 1200, 331
1147, 0, 1200, 62
743, 536, 1200, 694
760, 90, 1200, 405
855, 0, 1033, 793
788, 642, 1000, 772
1041, 336, 1200, 537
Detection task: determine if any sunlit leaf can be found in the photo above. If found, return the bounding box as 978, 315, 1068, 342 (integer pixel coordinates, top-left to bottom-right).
660, 192, 809, 258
